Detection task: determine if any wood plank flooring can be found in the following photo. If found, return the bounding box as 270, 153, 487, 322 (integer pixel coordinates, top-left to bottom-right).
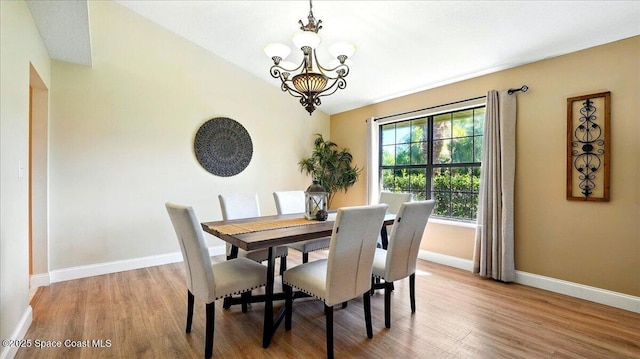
17, 250, 640, 358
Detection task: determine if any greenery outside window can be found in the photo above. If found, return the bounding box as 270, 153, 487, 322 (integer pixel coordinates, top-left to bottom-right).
379, 106, 485, 221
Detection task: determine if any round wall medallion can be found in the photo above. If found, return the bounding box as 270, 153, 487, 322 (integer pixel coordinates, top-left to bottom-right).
193, 117, 253, 177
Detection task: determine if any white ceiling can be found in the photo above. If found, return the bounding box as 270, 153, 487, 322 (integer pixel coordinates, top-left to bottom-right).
26, 0, 92, 66
28, 1, 640, 115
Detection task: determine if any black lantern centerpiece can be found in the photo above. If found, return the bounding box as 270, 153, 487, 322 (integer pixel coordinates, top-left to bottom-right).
305, 180, 328, 221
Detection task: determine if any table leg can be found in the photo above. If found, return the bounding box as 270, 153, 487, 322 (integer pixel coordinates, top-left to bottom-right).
229, 245, 239, 259
262, 246, 275, 348
381, 226, 389, 250
379, 226, 394, 291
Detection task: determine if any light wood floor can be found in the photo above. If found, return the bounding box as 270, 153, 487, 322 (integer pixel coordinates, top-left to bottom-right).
18, 250, 640, 359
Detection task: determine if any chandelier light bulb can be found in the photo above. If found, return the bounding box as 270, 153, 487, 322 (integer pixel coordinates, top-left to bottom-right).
328, 41, 356, 61
292, 31, 321, 50
264, 43, 291, 64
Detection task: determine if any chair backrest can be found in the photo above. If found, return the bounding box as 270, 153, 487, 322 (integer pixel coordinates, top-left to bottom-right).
325, 204, 388, 306
384, 200, 436, 281
273, 190, 305, 215
165, 203, 216, 303
379, 191, 413, 214
219, 193, 260, 220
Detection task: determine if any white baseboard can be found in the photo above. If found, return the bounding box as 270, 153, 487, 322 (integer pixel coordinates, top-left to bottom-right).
418, 250, 474, 271
0, 306, 32, 359
30, 273, 50, 288
418, 250, 639, 313
515, 271, 640, 313
48, 245, 226, 284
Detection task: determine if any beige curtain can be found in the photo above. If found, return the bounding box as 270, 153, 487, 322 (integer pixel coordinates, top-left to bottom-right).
366, 117, 378, 205
473, 90, 516, 282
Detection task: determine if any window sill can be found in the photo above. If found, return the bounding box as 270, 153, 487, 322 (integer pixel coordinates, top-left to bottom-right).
429, 217, 477, 229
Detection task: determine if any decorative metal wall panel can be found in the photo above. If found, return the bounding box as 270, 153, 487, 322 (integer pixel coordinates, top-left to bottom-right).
566, 92, 610, 201
194, 117, 253, 177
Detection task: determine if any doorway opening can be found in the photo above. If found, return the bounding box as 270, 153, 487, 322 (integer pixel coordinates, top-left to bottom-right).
29, 63, 49, 300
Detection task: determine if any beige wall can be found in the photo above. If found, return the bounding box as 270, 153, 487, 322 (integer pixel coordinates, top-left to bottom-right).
331, 37, 640, 296
30, 64, 49, 276
0, 0, 51, 347
47, 1, 329, 270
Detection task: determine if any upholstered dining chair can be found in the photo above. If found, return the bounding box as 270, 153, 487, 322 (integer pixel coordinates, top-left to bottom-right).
378, 191, 413, 214
283, 204, 388, 359
273, 190, 331, 263
218, 193, 288, 273
165, 203, 267, 359
371, 200, 436, 328
377, 191, 413, 248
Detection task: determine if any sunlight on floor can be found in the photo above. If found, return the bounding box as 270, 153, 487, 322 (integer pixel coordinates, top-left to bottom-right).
415, 269, 432, 276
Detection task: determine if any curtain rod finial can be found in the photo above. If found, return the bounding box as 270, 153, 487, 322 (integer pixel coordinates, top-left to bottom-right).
508, 85, 529, 95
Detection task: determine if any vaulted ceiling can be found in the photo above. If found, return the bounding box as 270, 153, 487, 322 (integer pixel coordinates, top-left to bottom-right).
27, 1, 640, 115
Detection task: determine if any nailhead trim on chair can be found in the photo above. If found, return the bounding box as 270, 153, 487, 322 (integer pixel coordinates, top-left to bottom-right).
215, 283, 267, 301
282, 280, 326, 302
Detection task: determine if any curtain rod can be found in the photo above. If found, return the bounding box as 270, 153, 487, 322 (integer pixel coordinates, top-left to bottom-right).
507, 85, 529, 95
374, 85, 529, 121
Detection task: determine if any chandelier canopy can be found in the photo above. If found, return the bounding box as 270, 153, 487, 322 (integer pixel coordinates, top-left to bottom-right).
264, 0, 355, 115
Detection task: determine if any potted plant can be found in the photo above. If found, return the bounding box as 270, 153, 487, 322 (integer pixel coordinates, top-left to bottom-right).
298, 133, 361, 208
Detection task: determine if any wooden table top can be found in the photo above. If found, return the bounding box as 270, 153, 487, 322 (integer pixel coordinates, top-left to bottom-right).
201, 213, 394, 252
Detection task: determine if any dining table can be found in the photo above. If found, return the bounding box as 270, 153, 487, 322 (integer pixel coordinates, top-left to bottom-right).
201, 212, 395, 348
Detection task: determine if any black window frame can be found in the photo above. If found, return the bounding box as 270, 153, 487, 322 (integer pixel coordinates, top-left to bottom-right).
378, 105, 485, 222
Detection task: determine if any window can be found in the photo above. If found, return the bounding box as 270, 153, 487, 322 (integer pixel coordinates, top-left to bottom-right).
379, 106, 485, 221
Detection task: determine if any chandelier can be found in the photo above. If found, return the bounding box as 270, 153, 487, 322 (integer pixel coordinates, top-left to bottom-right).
264, 0, 355, 115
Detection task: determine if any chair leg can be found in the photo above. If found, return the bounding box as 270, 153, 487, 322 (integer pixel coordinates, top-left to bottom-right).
279, 256, 287, 275
410, 273, 416, 313
284, 284, 293, 330
385, 281, 393, 328
324, 304, 334, 359
205, 302, 215, 359
342, 301, 348, 309
186, 290, 194, 333
302, 252, 309, 263
241, 291, 251, 313
363, 292, 373, 339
